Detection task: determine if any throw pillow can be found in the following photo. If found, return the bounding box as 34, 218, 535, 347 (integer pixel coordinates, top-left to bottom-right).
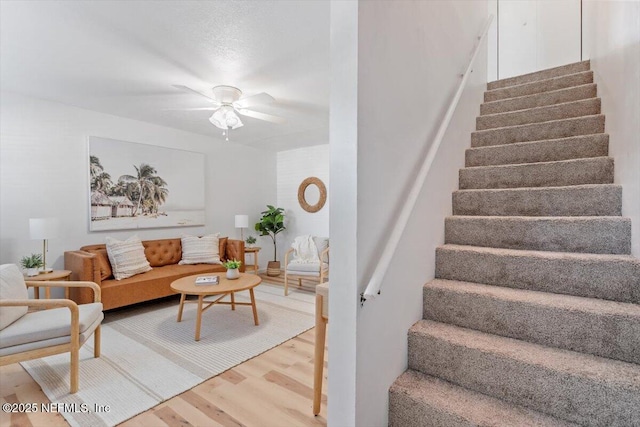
313, 237, 329, 263
105, 235, 152, 280
0, 264, 29, 330
179, 233, 222, 265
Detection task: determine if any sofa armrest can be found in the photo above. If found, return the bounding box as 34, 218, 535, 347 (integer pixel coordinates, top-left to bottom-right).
64, 251, 101, 305
65, 251, 100, 282
226, 239, 246, 273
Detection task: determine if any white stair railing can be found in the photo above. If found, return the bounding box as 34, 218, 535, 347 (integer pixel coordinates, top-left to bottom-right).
361, 15, 494, 305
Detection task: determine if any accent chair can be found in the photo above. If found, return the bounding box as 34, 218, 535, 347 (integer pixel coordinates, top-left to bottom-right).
283, 236, 329, 296
0, 264, 103, 393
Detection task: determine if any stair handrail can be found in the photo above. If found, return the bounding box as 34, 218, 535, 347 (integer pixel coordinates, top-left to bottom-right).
361, 15, 494, 305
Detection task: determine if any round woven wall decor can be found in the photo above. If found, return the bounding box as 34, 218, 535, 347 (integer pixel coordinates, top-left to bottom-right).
298, 177, 327, 213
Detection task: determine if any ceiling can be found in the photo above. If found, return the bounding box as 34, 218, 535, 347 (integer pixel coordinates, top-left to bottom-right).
0, 1, 330, 151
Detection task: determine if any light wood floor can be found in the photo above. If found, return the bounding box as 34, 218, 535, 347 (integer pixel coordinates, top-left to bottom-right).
0, 274, 327, 427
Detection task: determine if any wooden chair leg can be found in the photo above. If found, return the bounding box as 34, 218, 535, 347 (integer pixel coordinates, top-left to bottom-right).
94, 325, 101, 358
284, 271, 289, 296
298, 277, 302, 287
70, 347, 79, 394
313, 294, 327, 416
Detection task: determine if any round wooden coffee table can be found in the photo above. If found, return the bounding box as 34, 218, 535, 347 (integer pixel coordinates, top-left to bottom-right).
170, 273, 262, 341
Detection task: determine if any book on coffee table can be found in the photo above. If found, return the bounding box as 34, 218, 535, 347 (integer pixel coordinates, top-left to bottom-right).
195, 275, 219, 285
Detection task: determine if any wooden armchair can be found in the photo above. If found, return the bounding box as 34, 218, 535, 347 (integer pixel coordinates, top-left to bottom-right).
0, 264, 103, 394
283, 236, 329, 296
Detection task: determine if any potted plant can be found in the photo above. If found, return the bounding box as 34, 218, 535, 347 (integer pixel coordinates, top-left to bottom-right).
223, 259, 242, 280
245, 235, 257, 247
255, 205, 286, 276
21, 253, 44, 276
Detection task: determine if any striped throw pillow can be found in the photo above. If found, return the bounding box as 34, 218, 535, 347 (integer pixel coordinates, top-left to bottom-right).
105, 235, 152, 280
179, 233, 221, 265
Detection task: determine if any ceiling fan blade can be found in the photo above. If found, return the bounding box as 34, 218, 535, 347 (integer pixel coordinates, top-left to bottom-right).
163, 107, 218, 111
236, 108, 286, 124
173, 85, 221, 105
234, 92, 275, 109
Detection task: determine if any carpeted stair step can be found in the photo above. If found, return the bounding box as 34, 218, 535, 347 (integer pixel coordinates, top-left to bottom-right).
487, 60, 590, 91
484, 71, 593, 103
465, 134, 609, 167
476, 98, 601, 130
459, 157, 614, 190
471, 115, 605, 148
481, 83, 597, 115
452, 184, 621, 216
423, 279, 640, 364
389, 370, 576, 427
435, 244, 640, 304
408, 320, 640, 426
444, 216, 631, 254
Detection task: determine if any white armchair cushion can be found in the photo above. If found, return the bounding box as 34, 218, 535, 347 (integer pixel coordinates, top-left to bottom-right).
286, 262, 329, 274
0, 302, 104, 351
316, 282, 329, 318
0, 264, 29, 330
313, 237, 329, 261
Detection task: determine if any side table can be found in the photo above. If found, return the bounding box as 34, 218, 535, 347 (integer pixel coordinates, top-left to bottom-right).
24, 270, 72, 299
244, 246, 261, 274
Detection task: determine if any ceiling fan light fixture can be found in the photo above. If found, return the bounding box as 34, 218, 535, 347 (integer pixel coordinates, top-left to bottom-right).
208, 105, 243, 130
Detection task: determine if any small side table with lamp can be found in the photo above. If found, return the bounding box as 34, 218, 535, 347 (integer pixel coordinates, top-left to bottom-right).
244, 246, 261, 274
26, 270, 73, 299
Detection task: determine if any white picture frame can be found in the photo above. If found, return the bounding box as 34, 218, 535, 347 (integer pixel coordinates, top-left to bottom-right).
88, 136, 205, 231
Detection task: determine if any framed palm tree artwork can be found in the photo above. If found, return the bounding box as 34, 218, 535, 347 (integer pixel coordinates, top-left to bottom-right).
88, 136, 205, 231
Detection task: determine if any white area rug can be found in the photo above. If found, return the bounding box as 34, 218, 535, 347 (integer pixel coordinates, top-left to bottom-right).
21, 284, 315, 427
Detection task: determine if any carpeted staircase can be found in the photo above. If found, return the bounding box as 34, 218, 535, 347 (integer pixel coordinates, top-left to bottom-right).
389, 60, 640, 426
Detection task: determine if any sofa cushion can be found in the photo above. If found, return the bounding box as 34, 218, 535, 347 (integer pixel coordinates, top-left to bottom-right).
99, 263, 227, 310
179, 234, 221, 265
85, 248, 113, 281
106, 235, 152, 280
0, 264, 29, 330
143, 238, 182, 267
0, 302, 103, 349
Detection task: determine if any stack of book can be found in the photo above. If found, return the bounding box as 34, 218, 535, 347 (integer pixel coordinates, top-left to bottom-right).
195, 275, 219, 285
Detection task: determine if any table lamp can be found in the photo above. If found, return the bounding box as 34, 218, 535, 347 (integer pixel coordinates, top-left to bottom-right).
29, 217, 59, 273
235, 214, 249, 241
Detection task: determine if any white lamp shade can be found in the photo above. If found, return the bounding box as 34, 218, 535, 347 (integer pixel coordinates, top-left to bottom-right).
29, 218, 60, 240
235, 215, 249, 228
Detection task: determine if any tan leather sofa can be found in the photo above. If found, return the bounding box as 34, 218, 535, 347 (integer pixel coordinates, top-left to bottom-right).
64, 237, 245, 310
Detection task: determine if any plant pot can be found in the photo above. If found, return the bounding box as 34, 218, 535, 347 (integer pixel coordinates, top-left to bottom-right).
26, 268, 39, 277
226, 268, 240, 280
267, 261, 281, 277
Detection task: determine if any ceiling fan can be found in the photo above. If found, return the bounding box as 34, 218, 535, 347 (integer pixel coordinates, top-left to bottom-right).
173, 85, 285, 140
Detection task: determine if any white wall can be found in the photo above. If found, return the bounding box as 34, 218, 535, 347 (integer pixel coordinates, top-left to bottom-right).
0, 92, 277, 276
330, 1, 488, 425
328, 1, 359, 424
276, 144, 329, 263
582, 0, 640, 256
494, 0, 581, 79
